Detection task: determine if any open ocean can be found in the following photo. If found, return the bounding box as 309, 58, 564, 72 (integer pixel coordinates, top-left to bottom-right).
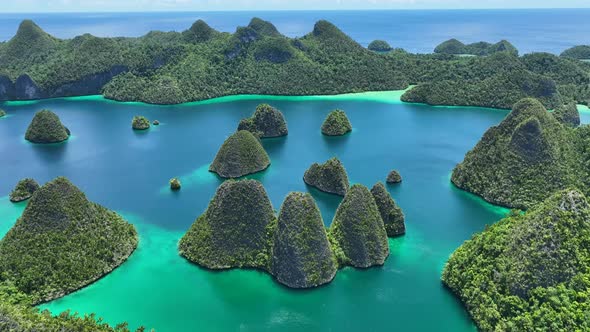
0, 9, 588, 54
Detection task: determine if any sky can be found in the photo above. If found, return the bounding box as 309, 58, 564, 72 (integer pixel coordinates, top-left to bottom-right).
2, 0, 590, 12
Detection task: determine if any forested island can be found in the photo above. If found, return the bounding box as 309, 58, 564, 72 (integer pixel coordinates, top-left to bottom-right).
1, 19, 590, 109
179, 179, 402, 288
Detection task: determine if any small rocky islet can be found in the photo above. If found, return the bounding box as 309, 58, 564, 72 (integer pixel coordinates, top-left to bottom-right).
179, 179, 401, 288
132, 115, 150, 130
386, 170, 402, 184
238, 103, 288, 138
9, 178, 40, 202
303, 157, 349, 196
371, 182, 405, 237
0, 177, 138, 304
321, 110, 352, 136
209, 130, 271, 178
25, 109, 70, 143
0, 109, 6, 117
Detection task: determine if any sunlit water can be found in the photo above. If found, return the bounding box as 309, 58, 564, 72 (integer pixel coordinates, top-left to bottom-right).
2, 92, 577, 331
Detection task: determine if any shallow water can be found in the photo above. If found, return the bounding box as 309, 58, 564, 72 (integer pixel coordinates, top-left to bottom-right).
0, 92, 519, 331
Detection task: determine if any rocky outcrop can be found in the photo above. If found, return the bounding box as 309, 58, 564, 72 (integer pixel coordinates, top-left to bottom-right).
0, 177, 138, 303
178, 179, 276, 270
321, 110, 352, 136
329, 184, 389, 268
237, 104, 288, 138
442, 189, 590, 331
25, 110, 70, 143
209, 130, 271, 178
386, 170, 402, 184
552, 103, 580, 127
451, 98, 581, 209
371, 182, 405, 237
132, 115, 150, 130
271, 192, 337, 288
9, 178, 40, 202
303, 157, 349, 196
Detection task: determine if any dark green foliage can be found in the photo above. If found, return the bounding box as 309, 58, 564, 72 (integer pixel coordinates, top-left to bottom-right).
182, 19, 219, 43
253, 37, 294, 63
169, 178, 181, 191
434, 39, 517, 56
24, 110, 69, 143
9, 178, 39, 203
178, 179, 276, 270
442, 189, 590, 331
553, 103, 580, 127
386, 170, 402, 184
321, 110, 352, 136
329, 184, 389, 268
368, 40, 393, 52
0, 20, 59, 66
131, 115, 150, 130
434, 39, 466, 55
303, 157, 349, 196
209, 130, 270, 178
0, 177, 138, 304
237, 103, 288, 138
248, 18, 282, 37
0, 109, 5, 117
451, 98, 582, 208
271, 192, 337, 288
370, 182, 405, 237
561, 45, 590, 59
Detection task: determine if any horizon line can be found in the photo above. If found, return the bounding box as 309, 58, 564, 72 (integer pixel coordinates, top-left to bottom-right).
2, 7, 590, 14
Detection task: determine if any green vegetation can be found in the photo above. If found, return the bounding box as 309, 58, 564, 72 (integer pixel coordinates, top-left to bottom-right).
271, 192, 337, 288
237, 103, 288, 138
552, 102, 580, 127
443, 189, 590, 331
0, 19, 588, 109
561, 45, 590, 60
434, 39, 518, 56
451, 98, 589, 209
303, 157, 349, 196
386, 170, 402, 184
371, 182, 405, 237
209, 130, 271, 178
0, 109, 5, 117
368, 40, 393, 52
329, 184, 389, 268
321, 110, 352, 136
24, 110, 69, 143
0, 177, 138, 304
9, 178, 39, 203
178, 179, 276, 270
131, 116, 150, 130
170, 178, 181, 190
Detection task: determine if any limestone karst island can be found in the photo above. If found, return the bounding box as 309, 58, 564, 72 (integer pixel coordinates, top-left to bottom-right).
0, 1, 589, 331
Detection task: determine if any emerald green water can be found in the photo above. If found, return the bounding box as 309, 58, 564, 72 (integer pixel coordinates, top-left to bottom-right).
0, 91, 519, 331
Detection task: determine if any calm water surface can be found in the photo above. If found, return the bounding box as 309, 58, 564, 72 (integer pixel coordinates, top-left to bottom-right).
0, 92, 527, 331
0, 9, 588, 54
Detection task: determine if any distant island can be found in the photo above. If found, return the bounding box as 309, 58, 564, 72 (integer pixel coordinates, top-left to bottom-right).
0, 19, 589, 109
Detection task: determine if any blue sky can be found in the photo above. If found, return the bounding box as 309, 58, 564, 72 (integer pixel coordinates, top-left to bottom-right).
3, 0, 589, 12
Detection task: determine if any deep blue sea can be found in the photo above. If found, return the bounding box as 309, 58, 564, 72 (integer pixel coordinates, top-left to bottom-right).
0, 9, 588, 54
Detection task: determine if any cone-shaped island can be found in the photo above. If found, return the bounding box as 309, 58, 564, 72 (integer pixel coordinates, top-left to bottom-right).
329, 184, 389, 268
132, 115, 150, 130
0, 177, 138, 303
179, 179, 276, 270
321, 110, 352, 136
443, 189, 590, 331
9, 178, 40, 202
371, 182, 405, 237
303, 157, 349, 196
238, 104, 288, 138
25, 110, 70, 143
386, 170, 402, 184
209, 130, 271, 178
271, 192, 337, 288
451, 98, 583, 209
